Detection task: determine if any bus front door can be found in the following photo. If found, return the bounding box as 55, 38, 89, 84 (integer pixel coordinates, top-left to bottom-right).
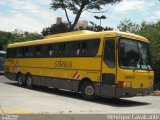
101, 38, 117, 98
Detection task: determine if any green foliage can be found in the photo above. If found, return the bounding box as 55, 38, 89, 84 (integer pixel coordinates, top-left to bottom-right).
50, 0, 122, 30
41, 23, 69, 36
138, 21, 160, 72
42, 21, 113, 36
84, 21, 113, 31
9, 32, 43, 44
117, 19, 141, 33
0, 31, 12, 50
0, 31, 43, 50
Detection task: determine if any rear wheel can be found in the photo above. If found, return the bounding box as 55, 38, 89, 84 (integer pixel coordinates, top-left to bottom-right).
17, 74, 25, 87
26, 75, 33, 89
81, 81, 96, 100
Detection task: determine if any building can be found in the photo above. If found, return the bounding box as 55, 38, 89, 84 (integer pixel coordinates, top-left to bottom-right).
12, 29, 25, 34
56, 17, 62, 25
74, 20, 88, 30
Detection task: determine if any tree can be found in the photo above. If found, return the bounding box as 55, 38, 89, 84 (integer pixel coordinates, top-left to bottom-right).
0, 31, 12, 50
9, 32, 43, 44
138, 21, 160, 72
42, 23, 69, 36
85, 21, 113, 32
50, 0, 122, 31
117, 19, 140, 33
138, 21, 160, 88
0, 30, 43, 50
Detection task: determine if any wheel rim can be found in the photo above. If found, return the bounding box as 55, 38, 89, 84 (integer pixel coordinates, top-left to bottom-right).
27, 78, 32, 86
18, 76, 22, 85
85, 85, 94, 96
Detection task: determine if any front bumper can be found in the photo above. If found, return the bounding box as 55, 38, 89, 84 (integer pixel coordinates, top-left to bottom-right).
115, 87, 153, 98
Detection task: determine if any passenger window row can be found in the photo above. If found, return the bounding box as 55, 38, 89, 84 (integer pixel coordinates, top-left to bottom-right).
6, 39, 100, 58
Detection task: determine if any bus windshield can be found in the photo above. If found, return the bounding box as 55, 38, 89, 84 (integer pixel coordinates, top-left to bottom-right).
119, 38, 151, 70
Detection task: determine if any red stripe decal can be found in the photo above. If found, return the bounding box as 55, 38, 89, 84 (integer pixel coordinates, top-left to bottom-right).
76, 74, 80, 79
12, 60, 18, 72
12, 60, 19, 73
72, 72, 78, 78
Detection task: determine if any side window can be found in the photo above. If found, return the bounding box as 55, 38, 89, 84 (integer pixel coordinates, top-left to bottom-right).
81, 39, 100, 56
6, 49, 10, 58
6, 48, 14, 58
52, 43, 62, 57
16, 47, 23, 58
35, 46, 41, 57
28, 46, 34, 57
70, 41, 80, 56
24, 46, 34, 57
24, 47, 29, 57
41, 44, 50, 57
12, 48, 16, 58
48, 45, 53, 56
63, 41, 80, 57
104, 39, 115, 68
61, 43, 66, 57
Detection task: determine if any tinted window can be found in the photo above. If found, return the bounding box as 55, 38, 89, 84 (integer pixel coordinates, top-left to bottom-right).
16, 47, 23, 57
63, 41, 80, 57
104, 39, 115, 68
24, 47, 29, 57
138, 42, 150, 69
119, 38, 151, 69
6, 39, 100, 58
119, 39, 139, 68
52, 43, 62, 57
6, 48, 13, 58
35, 46, 41, 57
80, 39, 100, 56
41, 44, 50, 57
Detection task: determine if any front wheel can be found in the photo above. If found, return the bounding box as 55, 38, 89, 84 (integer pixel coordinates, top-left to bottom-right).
81, 81, 96, 100
26, 75, 33, 89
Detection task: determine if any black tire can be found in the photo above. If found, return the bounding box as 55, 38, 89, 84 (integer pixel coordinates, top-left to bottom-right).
26, 75, 33, 89
81, 81, 96, 100
17, 74, 25, 87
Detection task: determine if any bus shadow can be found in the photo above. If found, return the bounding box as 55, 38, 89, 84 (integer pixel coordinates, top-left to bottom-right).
6, 82, 151, 107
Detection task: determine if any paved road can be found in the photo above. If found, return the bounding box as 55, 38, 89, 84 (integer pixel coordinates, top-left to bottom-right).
0, 75, 160, 119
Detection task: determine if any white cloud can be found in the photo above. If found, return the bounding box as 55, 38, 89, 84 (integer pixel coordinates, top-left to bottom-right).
146, 11, 160, 22
0, 0, 159, 33
7, 0, 55, 20
113, 0, 156, 13
0, 0, 6, 5
0, 14, 44, 33
0, 0, 58, 33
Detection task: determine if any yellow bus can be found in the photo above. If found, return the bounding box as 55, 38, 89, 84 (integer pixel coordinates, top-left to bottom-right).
5, 30, 154, 100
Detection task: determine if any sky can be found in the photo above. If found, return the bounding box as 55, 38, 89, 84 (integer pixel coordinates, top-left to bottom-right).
0, 0, 160, 34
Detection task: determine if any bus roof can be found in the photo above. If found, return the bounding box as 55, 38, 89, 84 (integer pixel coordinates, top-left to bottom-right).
8, 30, 149, 48
46, 30, 94, 38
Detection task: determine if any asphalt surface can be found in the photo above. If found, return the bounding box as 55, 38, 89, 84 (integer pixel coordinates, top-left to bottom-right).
0, 75, 160, 119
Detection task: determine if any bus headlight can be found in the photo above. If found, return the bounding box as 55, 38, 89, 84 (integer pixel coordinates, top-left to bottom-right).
125, 82, 132, 88
118, 81, 132, 88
